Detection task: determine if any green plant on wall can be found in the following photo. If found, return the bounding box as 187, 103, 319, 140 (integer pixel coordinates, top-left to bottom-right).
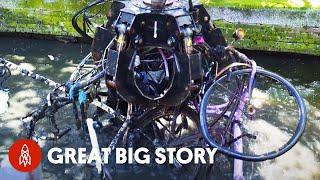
0, 0, 319, 56
0, 0, 108, 36
201, 0, 320, 9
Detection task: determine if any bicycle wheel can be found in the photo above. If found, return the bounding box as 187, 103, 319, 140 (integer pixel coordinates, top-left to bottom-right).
133, 107, 206, 180
200, 68, 307, 161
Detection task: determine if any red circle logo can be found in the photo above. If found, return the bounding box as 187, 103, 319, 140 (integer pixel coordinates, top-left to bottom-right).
8, 139, 42, 172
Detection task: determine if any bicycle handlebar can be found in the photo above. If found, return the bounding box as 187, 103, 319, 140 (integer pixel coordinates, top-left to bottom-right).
225, 46, 252, 63
73, 70, 106, 91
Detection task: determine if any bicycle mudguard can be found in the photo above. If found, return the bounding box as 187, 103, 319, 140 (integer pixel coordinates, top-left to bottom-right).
160, 52, 191, 106
189, 52, 203, 80
114, 49, 148, 104
105, 48, 119, 77
91, 26, 115, 61
194, 4, 227, 47
204, 28, 228, 47
115, 51, 191, 106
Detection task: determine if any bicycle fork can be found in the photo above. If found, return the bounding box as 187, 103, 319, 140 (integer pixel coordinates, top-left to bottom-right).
233, 60, 256, 180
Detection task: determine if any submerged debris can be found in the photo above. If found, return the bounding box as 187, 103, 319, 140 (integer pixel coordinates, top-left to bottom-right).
0, 89, 9, 114
48, 55, 55, 61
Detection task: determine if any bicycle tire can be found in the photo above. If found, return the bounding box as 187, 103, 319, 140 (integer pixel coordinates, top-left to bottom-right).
200, 68, 307, 161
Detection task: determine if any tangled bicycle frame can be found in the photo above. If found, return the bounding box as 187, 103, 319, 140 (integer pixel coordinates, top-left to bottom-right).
0, 0, 307, 179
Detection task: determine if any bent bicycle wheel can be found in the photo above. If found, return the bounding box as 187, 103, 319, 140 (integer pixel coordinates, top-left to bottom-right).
135, 107, 209, 180
200, 68, 307, 161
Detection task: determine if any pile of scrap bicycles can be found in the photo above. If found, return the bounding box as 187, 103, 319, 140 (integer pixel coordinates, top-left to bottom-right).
0, 0, 307, 179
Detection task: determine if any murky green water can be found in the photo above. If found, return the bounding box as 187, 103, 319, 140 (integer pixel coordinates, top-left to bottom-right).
0, 37, 320, 179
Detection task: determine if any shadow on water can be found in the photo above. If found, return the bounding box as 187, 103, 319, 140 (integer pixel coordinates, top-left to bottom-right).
0, 37, 320, 179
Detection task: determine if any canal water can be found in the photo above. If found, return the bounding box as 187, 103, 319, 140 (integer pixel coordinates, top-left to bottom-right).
0, 36, 319, 179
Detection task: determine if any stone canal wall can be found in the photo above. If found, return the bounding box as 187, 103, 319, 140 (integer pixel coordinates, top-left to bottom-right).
0, 0, 88, 37
0, 0, 319, 56
210, 7, 320, 56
